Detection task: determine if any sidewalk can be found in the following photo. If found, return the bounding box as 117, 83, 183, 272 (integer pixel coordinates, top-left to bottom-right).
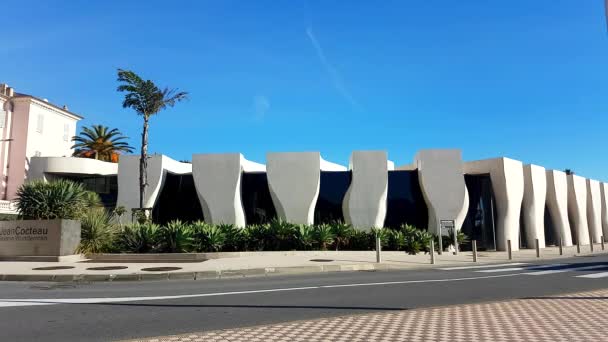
125, 288, 608, 342
0, 244, 605, 282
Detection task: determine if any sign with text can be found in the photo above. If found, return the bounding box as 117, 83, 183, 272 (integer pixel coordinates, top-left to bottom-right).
440, 220, 455, 235
0, 220, 80, 257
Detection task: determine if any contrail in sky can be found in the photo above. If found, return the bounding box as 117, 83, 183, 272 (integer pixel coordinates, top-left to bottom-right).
306, 26, 361, 110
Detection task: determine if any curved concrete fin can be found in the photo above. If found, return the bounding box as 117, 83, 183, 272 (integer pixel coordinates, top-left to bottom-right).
546, 170, 573, 246
192, 153, 246, 227
568, 174, 590, 245
586, 179, 602, 243
343, 151, 388, 230
522, 164, 547, 248
266, 152, 321, 224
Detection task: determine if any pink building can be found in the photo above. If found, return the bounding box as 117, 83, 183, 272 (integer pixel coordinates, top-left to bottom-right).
0, 83, 82, 200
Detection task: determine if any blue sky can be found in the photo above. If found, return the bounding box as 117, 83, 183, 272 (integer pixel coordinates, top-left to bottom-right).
2, 1, 607, 180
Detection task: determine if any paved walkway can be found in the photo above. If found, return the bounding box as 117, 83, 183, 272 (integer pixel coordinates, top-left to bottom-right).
127, 289, 608, 342
1, 245, 606, 281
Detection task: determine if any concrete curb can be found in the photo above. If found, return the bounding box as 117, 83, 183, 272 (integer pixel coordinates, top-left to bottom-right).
2, 250, 606, 282
0, 263, 395, 282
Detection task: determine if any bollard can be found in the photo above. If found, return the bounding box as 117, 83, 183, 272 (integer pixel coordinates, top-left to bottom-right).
590, 240, 594, 253
472, 240, 478, 262
535, 238, 540, 258
559, 237, 563, 256
430, 240, 435, 264
507, 240, 513, 260
376, 236, 382, 263
602, 236, 605, 251
576, 240, 581, 254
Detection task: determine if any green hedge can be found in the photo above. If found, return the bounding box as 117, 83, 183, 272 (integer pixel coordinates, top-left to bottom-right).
79, 215, 467, 254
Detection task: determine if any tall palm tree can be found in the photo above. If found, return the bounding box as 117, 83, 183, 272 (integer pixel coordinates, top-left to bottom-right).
72, 125, 134, 162
116, 69, 188, 210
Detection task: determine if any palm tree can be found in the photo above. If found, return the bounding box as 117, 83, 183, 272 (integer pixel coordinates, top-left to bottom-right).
117, 69, 189, 210
72, 125, 133, 162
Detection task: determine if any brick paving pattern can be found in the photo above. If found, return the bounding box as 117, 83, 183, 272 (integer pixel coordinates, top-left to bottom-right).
129, 289, 608, 342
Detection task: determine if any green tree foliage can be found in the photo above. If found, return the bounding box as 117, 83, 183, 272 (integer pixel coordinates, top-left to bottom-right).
72, 125, 133, 161
15, 179, 89, 219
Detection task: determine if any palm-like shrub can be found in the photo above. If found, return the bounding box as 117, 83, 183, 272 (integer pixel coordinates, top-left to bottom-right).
439, 230, 470, 251
331, 222, 353, 251
219, 224, 245, 251
191, 221, 225, 252
243, 224, 268, 251
267, 219, 297, 250
15, 179, 89, 219
157, 220, 193, 253
77, 209, 117, 254
401, 224, 433, 255
345, 229, 373, 250
314, 224, 335, 250
296, 225, 315, 250
117, 222, 160, 253
386, 229, 407, 251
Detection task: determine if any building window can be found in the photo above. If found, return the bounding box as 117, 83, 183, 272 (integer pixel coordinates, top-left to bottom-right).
0, 111, 6, 129
36, 114, 44, 133
63, 123, 70, 141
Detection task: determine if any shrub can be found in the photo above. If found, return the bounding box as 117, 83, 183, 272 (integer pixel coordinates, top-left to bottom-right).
296, 224, 315, 250
438, 230, 470, 251
331, 222, 353, 251
386, 229, 406, 251
346, 229, 374, 250
83, 191, 103, 208
191, 221, 225, 252
267, 219, 297, 250
77, 208, 117, 254
117, 222, 160, 253
15, 179, 89, 219
157, 220, 193, 253
219, 224, 246, 251
314, 224, 335, 250
401, 224, 434, 255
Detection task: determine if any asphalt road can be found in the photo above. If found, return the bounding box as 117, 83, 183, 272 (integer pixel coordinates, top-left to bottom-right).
1, 255, 607, 341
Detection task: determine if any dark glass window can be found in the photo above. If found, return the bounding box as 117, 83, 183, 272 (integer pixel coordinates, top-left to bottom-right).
314, 171, 352, 224
384, 171, 428, 229
241, 172, 277, 225
462, 174, 496, 251
544, 205, 557, 246
152, 173, 204, 224
59, 175, 118, 209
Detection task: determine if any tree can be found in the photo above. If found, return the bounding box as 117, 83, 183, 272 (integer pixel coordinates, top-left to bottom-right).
117, 69, 189, 211
72, 125, 133, 162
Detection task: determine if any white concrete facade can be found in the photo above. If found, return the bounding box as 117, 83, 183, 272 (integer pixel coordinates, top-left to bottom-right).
586, 179, 603, 243
522, 164, 547, 248
266, 152, 322, 225
415, 149, 469, 235
567, 175, 590, 245
465, 158, 524, 251
116, 154, 191, 223
342, 151, 388, 230
546, 170, 573, 246
192, 153, 265, 227
601, 183, 608, 240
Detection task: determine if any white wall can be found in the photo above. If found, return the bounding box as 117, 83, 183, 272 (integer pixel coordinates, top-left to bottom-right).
546, 170, 573, 246
567, 174, 590, 245
192, 153, 247, 227
465, 158, 524, 251
342, 151, 388, 230
522, 164, 547, 248
266, 152, 321, 225
28, 157, 118, 181
601, 183, 608, 241
25, 101, 76, 159
116, 154, 191, 223
415, 149, 468, 235
586, 179, 602, 243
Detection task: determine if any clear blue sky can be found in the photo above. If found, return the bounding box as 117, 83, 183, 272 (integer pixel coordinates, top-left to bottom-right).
2, 1, 607, 180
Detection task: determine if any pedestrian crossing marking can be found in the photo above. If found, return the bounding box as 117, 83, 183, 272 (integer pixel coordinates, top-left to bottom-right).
524, 265, 607, 276
476, 264, 566, 273
575, 271, 608, 279
438, 263, 528, 271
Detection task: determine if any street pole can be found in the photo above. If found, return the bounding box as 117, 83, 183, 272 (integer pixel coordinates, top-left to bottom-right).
602, 236, 605, 251
507, 240, 512, 260
535, 238, 540, 258
438, 226, 443, 255
430, 240, 435, 264
559, 237, 563, 256
472, 240, 478, 262
453, 227, 458, 255
376, 235, 382, 263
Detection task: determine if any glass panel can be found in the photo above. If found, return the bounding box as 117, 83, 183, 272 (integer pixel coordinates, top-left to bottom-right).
384, 171, 428, 229
152, 173, 204, 224
314, 171, 352, 224
241, 172, 277, 225
462, 174, 496, 251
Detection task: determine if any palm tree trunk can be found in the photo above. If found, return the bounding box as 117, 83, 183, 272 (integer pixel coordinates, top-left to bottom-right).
139, 115, 149, 210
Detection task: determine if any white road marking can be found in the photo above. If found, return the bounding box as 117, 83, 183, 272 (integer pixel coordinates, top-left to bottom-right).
524, 265, 607, 275
0, 273, 522, 308
438, 263, 528, 271
477, 264, 566, 273
575, 271, 608, 279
